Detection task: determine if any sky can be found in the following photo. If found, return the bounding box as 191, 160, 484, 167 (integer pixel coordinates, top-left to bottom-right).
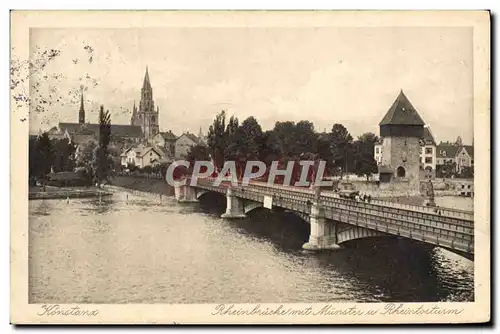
26, 27, 473, 144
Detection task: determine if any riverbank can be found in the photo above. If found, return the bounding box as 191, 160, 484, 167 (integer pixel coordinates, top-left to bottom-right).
29, 186, 112, 200
110, 176, 174, 196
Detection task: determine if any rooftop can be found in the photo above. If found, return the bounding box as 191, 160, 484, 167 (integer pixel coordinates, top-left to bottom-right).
379, 90, 426, 126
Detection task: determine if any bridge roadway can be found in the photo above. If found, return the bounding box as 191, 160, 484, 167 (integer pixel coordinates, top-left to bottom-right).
181, 177, 474, 258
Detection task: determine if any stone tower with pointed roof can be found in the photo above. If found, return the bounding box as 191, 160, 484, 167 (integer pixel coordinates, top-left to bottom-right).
131, 66, 160, 139
78, 92, 85, 124
379, 90, 425, 193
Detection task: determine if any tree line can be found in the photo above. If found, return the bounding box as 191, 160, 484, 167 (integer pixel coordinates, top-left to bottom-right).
186, 110, 378, 182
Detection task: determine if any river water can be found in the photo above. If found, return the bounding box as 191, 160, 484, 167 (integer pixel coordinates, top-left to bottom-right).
29, 190, 474, 304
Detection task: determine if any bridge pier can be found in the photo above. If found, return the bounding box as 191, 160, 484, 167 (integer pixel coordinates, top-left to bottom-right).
221, 187, 246, 219
303, 202, 341, 251
174, 184, 198, 203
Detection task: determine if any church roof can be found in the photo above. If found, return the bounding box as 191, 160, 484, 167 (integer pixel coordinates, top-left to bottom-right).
379, 90, 425, 126
59, 122, 143, 138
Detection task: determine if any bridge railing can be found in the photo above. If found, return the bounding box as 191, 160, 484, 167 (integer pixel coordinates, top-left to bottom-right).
362, 197, 474, 221
246, 180, 473, 221
194, 177, 473, 221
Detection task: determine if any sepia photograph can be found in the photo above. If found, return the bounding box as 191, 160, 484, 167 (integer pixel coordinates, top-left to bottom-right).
10, 10, 490, 324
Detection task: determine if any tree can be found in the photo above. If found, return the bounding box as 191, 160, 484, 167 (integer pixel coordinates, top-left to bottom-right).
186, 144, 211, 164
207, 110, 227, 170
107, 145, 122, 176
329, 123, 353, 178
459, 166, 474, 179
234, 117, 263, 178
351, 132, 379, 181
437, 160, 457, 178
273, 121, 297, 158
224, 115, 240, 163
127, 162, 137, 174
258, 130, 282, 167
52, 138, 76, 172
32, 132, 54, 190
294, 120, 317, 156
92, 106, 111, 186
76, 140, 97, 167
352, 141, 378, 181
11, 44, 101, 123
316, 135, 334, 174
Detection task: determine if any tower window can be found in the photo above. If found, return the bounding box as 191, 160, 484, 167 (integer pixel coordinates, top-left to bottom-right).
396, 166, 406, 177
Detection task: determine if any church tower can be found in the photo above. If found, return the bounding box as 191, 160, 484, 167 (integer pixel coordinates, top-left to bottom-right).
131, 67, 160, 139
130, 100, 137, 125
379, 90, 425, 194
78, 92, 85, 124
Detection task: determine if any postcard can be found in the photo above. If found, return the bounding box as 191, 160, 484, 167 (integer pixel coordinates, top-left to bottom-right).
11, 10, 490, 324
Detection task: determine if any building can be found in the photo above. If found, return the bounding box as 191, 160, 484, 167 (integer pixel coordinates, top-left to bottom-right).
375, 122, 437, 180
174, 132, 200, 159
420, 126, 437, 179
130, 67, 160, 140
120, 144, 168, 169
152, 130, 177, 157
436, 143, 474, 175
57, 91, 143, 146
377, 90, 425, 194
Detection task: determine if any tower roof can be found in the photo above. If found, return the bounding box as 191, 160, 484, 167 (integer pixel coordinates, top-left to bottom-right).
142, 66, 151, 90
379, 90, 425, 126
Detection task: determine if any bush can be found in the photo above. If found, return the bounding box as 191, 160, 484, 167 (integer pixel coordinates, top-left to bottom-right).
46, 172, 90, 187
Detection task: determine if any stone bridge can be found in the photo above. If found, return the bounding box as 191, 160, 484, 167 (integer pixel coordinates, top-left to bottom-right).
174, 178, 474, 260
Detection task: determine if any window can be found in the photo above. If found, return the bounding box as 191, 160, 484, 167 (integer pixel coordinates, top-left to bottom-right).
396, 166, 406, 177
425, 157, 433, 164
442, 150, 447, 157
471, 159, 474, 164
375, 147, 379, 154
425, 147, 433, 155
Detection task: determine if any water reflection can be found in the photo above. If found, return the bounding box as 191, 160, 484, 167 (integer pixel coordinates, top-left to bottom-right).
29, 191, 474, 304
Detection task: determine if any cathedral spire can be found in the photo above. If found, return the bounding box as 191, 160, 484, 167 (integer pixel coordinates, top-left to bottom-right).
78, 91, 85, 124
143, 66, 151, 90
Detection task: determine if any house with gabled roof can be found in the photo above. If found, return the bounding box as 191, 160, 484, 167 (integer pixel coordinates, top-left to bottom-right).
436, 142, 474, 176
174, 132, 200, 159
152, 130, 177, 157
120, 144, 167, 168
